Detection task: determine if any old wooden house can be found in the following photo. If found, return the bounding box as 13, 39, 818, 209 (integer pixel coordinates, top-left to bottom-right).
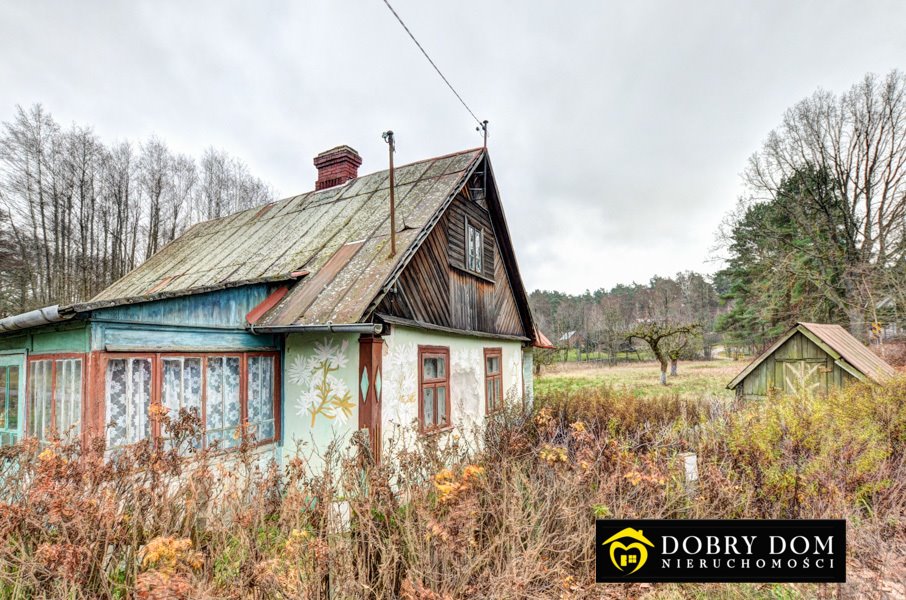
0, 145, 542, 462
727, 322, 896, 400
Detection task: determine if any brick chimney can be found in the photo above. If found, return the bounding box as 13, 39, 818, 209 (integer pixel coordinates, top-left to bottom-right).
313, 145, 362, 190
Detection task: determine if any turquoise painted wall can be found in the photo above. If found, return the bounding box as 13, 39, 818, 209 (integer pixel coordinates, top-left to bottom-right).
91, 322, 275, 352
282, 332, 360, 465
91, 284, 276, 327
88, 285, 279, 351
0, 321, 90, 355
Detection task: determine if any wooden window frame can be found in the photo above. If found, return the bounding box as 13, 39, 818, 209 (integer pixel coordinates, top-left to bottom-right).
484, 347, 503, 415
25, 353, 87, 443
464, 216, 484, 275
418, 345, 451, 434
99, 351, 280, 450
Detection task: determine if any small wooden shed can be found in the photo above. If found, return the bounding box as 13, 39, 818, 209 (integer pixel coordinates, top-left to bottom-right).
728, 322, 896, 400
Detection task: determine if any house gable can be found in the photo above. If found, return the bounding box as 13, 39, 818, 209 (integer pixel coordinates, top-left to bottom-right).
375, 157, 530, 339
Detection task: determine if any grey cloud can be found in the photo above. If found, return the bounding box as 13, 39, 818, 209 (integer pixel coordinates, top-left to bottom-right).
1, 0, 903, 293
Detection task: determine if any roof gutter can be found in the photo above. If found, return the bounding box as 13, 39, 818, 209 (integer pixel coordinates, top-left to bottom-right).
0, 305, 72, 333
247, 322, 383, 335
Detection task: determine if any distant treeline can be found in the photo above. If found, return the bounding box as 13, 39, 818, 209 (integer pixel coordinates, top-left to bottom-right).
0, 104, 274, 316
529, 271, 724, 359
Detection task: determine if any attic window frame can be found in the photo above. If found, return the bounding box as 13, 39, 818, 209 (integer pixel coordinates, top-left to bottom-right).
465, 217, 484, 275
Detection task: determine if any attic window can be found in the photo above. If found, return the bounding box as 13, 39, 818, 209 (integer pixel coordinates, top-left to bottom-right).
466, 219, 483, 274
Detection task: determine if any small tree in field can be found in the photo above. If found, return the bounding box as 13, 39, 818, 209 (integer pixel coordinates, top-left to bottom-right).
629, 323, 701, 385
664, 326, 702, 376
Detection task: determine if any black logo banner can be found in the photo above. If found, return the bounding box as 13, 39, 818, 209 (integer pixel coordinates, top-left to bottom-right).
596, 520, 846, 583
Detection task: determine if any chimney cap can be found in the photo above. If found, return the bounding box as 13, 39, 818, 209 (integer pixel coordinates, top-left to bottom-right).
314, 145, 362, 165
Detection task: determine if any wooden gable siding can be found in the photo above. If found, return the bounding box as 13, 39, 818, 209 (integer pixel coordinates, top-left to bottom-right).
740, 332, 855, 399
447, 194, 495, 281
377, 193, 525, 337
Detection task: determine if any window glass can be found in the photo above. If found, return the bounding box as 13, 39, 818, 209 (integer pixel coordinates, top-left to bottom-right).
54, 359, 82, 439
423, 356, 445, 380
419, 347, 450, 430
161, 357, 203, 448
0, 369, 6, 431
485, 349, 503, 414
162, 358, 203, 416
423, 387, 434, 426
206, 356, 242, 448
105, 358, 151, 447
486, 355, 500, 375
436, 386, 447, 425
28, 360, 53, 440
467, 222, 483, 273
9, 367, 17, 434
247, 356, 275, 442
0, 367, 13, 445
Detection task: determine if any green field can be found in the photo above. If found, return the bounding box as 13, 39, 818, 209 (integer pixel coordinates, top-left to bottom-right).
536, 358, 741, 401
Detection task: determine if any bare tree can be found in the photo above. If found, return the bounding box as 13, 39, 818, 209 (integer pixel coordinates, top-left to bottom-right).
741, 70, 906, 336
0, 103, 274, 313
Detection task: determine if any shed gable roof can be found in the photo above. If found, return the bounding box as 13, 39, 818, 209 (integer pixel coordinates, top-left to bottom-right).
727, 322, 896, 389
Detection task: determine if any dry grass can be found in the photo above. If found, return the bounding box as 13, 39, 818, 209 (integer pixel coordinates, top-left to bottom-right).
537, 359, 741, 401
0, 377, 904, 598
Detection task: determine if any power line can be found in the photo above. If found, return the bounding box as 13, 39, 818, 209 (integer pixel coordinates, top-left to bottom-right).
380, 0, 483, 129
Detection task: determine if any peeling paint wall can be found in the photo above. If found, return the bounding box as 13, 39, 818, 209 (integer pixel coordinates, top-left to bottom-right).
282, 332, 359, 467
381, 325, 525, 451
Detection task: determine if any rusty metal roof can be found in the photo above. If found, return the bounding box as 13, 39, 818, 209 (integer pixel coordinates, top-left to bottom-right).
728, 321, 897, 389
797, 322, 897, 383
87, 148, 484, 325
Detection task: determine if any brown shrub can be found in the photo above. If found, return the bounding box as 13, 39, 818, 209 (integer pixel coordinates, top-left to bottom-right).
0, 380, 903, 598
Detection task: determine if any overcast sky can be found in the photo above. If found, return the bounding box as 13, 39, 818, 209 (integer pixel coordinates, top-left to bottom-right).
2, 1, 904, 294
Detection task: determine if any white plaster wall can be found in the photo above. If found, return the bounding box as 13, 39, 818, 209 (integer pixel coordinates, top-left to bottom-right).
381, 325, 526, 451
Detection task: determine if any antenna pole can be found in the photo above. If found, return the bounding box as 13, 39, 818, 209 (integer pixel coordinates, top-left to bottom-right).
477, 120, 488, 147
383, 130, 397, 257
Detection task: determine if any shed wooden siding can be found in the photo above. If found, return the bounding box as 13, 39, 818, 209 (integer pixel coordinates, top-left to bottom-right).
377, 193, 525, 337
739, 331, 855, 399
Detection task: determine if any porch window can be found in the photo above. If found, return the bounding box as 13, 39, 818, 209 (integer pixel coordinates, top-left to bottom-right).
419, 346, 450, 432
161, 357, 203, 449
0, 365, 20, 446
105, 358, 152, 447
27, 357, 83, 442
246, 355, 276, 443
205, 356, 242, 448
103, 352, 278, 450
484, 348, 503, 414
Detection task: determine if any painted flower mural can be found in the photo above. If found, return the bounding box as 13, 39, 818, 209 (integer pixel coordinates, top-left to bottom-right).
383, 341, 417, 405
289, 338, 354, 426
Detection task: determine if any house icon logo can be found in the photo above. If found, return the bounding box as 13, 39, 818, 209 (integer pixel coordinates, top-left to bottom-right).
601, 527, 655, 575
